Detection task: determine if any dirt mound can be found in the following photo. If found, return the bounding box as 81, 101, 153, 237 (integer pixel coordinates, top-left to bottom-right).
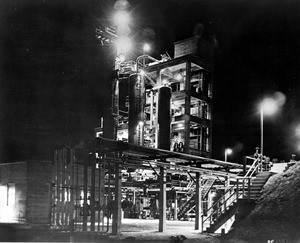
225, 163, 300, 242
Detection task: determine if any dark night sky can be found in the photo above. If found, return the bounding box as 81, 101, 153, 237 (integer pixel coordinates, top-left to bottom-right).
0, 0, 300, 163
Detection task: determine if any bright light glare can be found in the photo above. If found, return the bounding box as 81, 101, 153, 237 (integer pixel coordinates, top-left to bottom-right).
116, 54, 125, 63
274, 91, 286, 106
178, 123, 184, 128
162, 79, 169, 86
295, 124, 300, 137
175, 73, 183, 81
143, 43, 151, 53
261, 98, 278, 116
114, 10, 130, 26
140, 70, 145, 76
116, 36, 132, 54
225, 148, 233, 155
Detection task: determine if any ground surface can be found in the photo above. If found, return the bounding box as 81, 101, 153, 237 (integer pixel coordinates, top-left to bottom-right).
112, 218, 220, 242
0, 219, 220, 242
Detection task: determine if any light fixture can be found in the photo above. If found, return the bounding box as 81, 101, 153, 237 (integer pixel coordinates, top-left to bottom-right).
114, 10, 131, 27
143, 43, 151, 54
225, 148, 233, 162
261, 98, 278, 116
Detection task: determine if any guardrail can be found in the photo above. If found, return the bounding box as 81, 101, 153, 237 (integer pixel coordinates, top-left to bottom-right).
202, 157, 261, 232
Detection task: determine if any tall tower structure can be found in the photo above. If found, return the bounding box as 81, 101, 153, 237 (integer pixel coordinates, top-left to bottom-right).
97, 36, 214, 158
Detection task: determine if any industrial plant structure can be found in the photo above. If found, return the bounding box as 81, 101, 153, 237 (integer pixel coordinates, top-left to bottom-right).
0, 34, 271, 236
48, 35, 264, 235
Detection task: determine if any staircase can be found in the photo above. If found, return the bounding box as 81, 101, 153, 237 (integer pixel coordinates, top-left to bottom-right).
249, 171, 273, 200
202, 157, 274, 233
204, 171, 273, 233
177, 178, 215, 220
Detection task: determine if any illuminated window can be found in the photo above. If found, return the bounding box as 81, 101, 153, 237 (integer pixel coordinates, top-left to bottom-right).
0, 183, 15, 207
7, 183, 15, 205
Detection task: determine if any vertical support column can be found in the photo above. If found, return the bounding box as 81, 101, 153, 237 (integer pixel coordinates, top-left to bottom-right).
69, 148, 75, 227
90, 148, 96, 231
159, 166, 166, 232
83, 149, 88, 231
207, 190, 213, 219
112, 159, 122, 235
133, 190, 136, 205
61, 149, 66, 225
243, 156, 247, 175
75, 160, 79, 228
173, 192, 178, 220
195, 172, 202, 231
99, 159, 105, 230
184, 61, 191, 153
55, 150, 60, 226
143, 187, 147, 208
150, 90, 154, 129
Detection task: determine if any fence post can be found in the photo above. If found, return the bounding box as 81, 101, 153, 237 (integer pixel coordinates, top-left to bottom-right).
70, 219, 75, 243
242, 179, 245, 198
259, 156, 263, 172
236, 179, 239, 200
248, 178, 251, 200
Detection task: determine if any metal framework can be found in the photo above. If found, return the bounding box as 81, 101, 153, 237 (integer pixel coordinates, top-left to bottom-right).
51, 138, 253, 234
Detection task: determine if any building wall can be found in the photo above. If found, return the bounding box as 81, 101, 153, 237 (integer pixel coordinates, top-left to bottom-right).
0, 161, 52, 226
0, 162, 27, 223
26, 161, 52, 226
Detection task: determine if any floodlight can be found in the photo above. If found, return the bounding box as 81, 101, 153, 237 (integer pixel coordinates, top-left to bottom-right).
114, 10, 130, 27
143, 43, 151, 53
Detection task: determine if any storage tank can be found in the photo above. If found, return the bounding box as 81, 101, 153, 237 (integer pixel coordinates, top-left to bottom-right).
128, 73, 145, 145
157, 86, 172, 150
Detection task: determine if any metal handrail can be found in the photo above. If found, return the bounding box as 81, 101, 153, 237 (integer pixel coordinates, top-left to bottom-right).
178, 178, 215, 218
244, 158, 261, 178
202, 158, 261, 231
136, 54, 160, 71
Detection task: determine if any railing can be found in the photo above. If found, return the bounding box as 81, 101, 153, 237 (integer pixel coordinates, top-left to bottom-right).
201, 157, 261, 231
244, 156, 262, 178
178, 178, 215, 219
136, 54, 160, 71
